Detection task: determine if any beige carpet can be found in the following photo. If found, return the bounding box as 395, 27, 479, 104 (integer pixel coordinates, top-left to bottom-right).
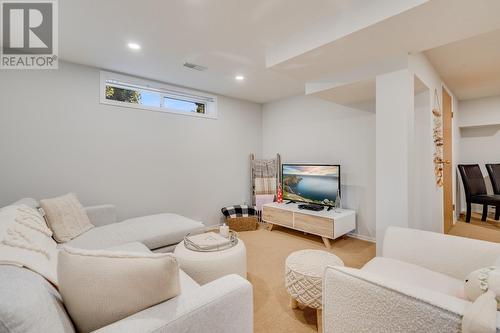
238, 226, 375, 333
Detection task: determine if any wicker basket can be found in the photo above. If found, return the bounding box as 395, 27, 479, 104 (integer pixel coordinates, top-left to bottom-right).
226, 216, 258, 232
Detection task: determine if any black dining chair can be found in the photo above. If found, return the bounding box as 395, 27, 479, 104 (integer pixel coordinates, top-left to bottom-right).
486, 163, 500, 220
458, 164, 500, 222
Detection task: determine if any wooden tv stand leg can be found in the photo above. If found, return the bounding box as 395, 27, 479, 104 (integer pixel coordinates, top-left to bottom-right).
321, 237, 331, 249
268, 223, 274, 231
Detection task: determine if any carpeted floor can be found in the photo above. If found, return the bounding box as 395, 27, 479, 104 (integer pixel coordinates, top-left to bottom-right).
238, 226, 376, 333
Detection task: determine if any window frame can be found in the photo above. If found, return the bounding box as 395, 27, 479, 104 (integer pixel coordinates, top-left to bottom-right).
100, 71, 218, 119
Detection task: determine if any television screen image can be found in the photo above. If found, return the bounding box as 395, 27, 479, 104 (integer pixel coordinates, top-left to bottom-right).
282, 164, 340, 206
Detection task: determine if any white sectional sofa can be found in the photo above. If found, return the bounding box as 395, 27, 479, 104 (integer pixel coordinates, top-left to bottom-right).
0, 199, 254, 333
323, 227, 500, 333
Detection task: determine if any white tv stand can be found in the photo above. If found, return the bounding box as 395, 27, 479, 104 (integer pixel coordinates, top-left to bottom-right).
262, 202, 356, 249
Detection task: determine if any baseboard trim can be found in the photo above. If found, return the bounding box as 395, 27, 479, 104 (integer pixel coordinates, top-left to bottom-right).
347, 232, 376, 243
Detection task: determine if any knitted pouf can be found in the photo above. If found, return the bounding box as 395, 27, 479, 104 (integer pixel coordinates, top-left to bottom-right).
285, 249, 344, 309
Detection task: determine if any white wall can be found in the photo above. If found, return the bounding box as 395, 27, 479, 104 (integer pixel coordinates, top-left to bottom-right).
0, 61, 263, 225
262, 95, 376, 241
375, 69, 413, 252
373, 54, 456, 252
458, 96, 500, 127
408, 53, 460, 229
458, 96, 500, 213
410, 89, 436, 232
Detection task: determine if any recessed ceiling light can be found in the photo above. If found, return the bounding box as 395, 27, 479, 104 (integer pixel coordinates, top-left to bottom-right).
235, 75, 245, 81
127, 43, 141, 50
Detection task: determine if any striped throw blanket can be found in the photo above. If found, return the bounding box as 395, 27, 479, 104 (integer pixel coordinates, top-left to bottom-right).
253, 159, 277, 195
253, 159, 277, 178
254, 177, 277, 195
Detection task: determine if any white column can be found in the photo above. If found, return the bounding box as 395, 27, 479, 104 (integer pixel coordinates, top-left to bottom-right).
375, 69, 414, 254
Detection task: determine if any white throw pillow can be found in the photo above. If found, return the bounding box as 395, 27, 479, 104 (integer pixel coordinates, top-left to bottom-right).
0, 204, 58, 285
494, 256, 500, 267
57, 246, 180, 333
40, 193, 94, 242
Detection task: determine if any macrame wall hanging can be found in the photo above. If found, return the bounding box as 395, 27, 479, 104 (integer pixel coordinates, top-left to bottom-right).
432, 88, 444, 187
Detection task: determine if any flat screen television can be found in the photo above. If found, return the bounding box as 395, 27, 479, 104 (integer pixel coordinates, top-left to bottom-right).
282, 164, 340, 207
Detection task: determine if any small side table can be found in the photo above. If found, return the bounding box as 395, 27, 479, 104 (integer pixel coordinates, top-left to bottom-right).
174, 237, 247, 285
285, 250, 344, 332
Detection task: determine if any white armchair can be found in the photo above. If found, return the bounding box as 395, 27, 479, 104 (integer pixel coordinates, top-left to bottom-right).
323, 227, 500, 333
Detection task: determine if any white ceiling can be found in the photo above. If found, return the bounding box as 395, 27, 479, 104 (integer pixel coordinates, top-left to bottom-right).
425, 29, 500, 101
305, 71, 428, 109
308, 78, 376, 107
268, 0, 500, 83
59, 0, 352, 103
59, 0, 500, 104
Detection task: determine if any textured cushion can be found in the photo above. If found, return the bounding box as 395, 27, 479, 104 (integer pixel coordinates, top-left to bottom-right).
65, 213, 204, 250
57, 246, 181, 333
495, 256, 500, 267
362, 257, 466, 299
0, 266, 75, 333
103, 242, 200, 294
0, 205, 58, 285
40, 193, 94, 243
382, 227, 500, 281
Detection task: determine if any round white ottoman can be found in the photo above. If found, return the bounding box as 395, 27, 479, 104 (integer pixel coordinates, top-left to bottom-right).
174, 238, 247, 285
285, 250, 344, 332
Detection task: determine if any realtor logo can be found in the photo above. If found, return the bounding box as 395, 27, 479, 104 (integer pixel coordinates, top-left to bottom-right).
1, 0, 58, 69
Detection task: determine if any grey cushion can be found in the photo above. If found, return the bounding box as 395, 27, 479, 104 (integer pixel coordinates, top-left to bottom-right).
0, 266, 75, 333
65, 214, 204, 250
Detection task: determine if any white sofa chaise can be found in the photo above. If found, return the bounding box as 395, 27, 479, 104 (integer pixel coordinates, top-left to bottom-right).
323, 226, 500, 333
16, 197, 204, 252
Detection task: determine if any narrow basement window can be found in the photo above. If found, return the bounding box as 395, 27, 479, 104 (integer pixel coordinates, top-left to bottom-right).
163, 96, 205, 114
100, 71, 217, 119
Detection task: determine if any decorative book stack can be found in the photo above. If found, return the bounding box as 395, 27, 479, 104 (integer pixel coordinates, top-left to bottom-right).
184, 232, 231, 251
